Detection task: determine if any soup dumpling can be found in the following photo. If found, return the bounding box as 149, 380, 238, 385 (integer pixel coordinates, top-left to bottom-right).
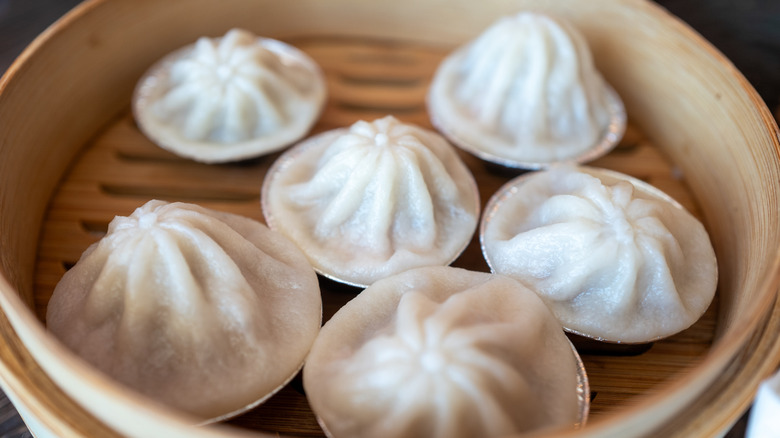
428, 12, 625, 168
262, 116, 480, 287
46, 200, 323, 421
481, 165, 718, 343
133, 28, 326, 163
304, 266, 586, 438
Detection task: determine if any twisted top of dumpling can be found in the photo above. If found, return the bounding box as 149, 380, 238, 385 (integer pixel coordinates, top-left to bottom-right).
46, 200, 322, 420
481, 166, 718, 342
428, 12, 624, 168
262, 116, 479, 287
304, 267, 583, 438
133, 29, 326, 163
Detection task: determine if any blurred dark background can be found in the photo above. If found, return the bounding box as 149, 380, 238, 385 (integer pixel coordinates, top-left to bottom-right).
658, 0, 780, 113
0, 0, 776, 437
0, 0, 83, 72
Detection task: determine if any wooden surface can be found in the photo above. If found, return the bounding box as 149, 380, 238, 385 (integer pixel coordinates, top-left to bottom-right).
1, 0, 778, 437
32, 37, 717, 436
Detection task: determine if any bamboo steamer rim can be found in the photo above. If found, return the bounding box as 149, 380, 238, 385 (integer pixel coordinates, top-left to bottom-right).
0, 0, 778, 437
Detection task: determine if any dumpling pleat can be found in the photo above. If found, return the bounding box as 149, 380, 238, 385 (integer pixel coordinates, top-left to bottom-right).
498, 220, 602, 288
225, 41, 256, 67
352, 337, 416, 374
193, 37, 218, 64
394, 149, 437, 249
233, 75, 285, 129
221, 82, 254, 142
182, 91, 220, 140
545, 22, 592, 142
217, 28, 248, 55
525, 193, 601, 229
170, 208, 283, 291
478, 36, 523, 127
445, 365, 521, 437
457, 22, 512, 114
399, 138, 461, 202
288, 147, 368, 203
317, 150, 382, 236
316, 134, 367, 165
164, 224, 258, 328
372, 387, 430, 438
79, 240, 132, 327
256, 61, 304, 100
522, 21, 553, 141
453, 348, 531, 399
153, 80, 201, 120
635, 232, 688, 314
592, 241, 640, 315
420, 292, 469, 344
360, 149, 399, 254
394, 292, 433, 350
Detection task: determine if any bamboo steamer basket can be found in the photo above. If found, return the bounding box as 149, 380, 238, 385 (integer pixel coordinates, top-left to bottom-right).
0, 0, 779, 436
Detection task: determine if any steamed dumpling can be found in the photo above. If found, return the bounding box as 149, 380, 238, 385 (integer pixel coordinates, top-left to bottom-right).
428, 12, 624, 168
46, 200, 322, 420
133, 28, 326, 163
481, 165, 718, 343
262, 116, 480, 287
304, 266, 585, 438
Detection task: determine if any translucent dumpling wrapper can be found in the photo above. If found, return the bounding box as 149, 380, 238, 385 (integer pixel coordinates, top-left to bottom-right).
46, 200, 323, 421
133, 28, 326, 163
428, 12, 625, 169
304, 266, 587, 438
481, 165, 718, 343
262, 116, 480, 287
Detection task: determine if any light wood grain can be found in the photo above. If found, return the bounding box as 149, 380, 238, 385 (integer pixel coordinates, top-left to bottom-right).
0, 0, 779, 437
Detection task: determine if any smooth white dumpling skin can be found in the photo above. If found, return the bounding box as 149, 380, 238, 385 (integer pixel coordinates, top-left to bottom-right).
46, 200, 322, 420
133, 28, 326, 163
428, 12, 618, 165
304, 267, 581, 438
262, 116, 480, 287
481, 165, 718, 343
